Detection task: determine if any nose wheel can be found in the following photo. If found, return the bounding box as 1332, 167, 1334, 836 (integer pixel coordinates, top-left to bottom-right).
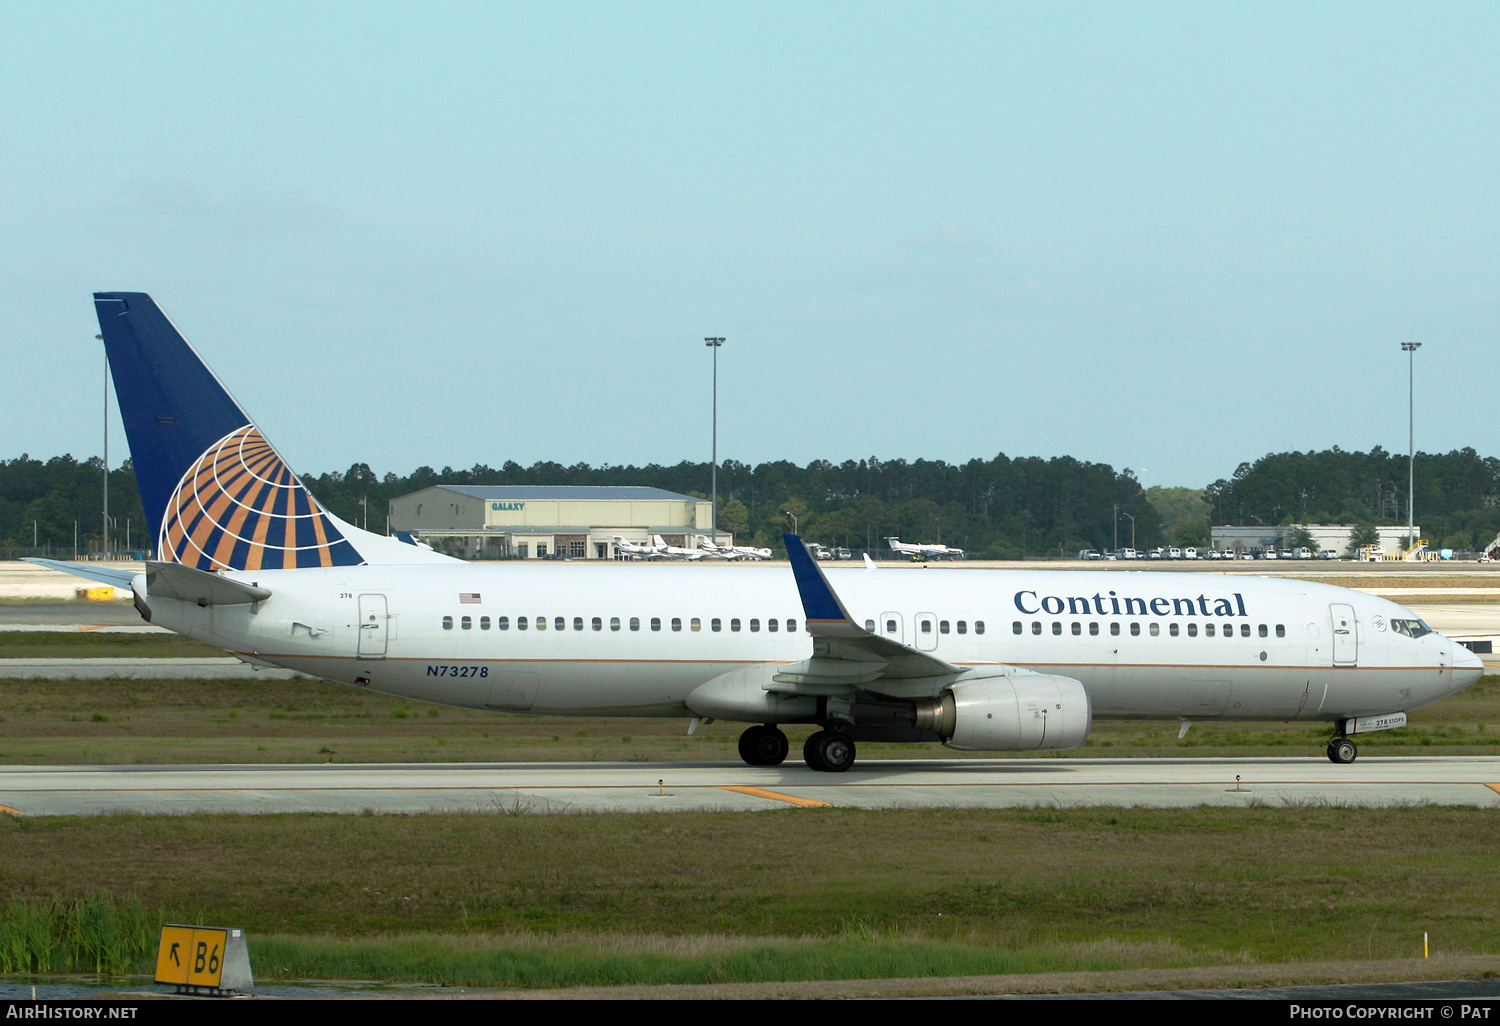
737, 725, 789, 766
1326, 737, 1358, 764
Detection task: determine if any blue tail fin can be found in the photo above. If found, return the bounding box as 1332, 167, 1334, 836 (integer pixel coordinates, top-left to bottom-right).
95, 292, 367, 571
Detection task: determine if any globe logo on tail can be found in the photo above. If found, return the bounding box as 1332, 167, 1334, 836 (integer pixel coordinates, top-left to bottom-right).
159, 425, 363, 571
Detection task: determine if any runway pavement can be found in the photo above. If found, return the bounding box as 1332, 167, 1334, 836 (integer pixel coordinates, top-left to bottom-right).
3, 756, 1498, 816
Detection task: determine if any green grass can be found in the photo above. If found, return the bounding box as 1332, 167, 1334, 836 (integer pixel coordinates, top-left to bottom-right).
2, 674, 1497, 765
0, 631, 227, 659
0, 806, 1496, 988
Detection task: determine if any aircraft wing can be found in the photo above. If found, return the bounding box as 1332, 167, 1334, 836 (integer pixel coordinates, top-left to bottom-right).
776, 534, 959, 694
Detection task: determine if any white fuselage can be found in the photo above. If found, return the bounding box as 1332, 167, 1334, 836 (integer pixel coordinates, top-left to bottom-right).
135, 564, 1480, 724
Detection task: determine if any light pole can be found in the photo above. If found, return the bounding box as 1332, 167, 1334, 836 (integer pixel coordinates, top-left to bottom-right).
783, 510, 798, 535
99, 334, 108, 560
1403, 341, 1421, 550
705, 337, 724, 535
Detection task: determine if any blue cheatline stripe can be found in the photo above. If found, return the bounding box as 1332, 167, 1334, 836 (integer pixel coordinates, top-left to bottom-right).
783, 534, 847, 623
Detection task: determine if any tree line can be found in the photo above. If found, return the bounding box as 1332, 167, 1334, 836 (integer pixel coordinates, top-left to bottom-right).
6, 445, 1499, 559
0, 452, 1158, 559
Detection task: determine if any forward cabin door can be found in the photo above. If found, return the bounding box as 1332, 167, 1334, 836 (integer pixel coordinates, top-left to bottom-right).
358, 593, 389, 659
1330, 603, 1357, 667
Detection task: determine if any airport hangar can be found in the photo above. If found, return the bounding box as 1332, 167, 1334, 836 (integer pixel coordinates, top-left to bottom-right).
387, 485, 734, 559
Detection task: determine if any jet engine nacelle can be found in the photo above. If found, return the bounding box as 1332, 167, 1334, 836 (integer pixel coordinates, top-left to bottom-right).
913, 669, 1091, 751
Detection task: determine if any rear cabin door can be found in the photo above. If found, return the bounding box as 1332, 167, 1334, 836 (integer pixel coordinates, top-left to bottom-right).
1330, 603, 1357, 667
357, 594, 389, 658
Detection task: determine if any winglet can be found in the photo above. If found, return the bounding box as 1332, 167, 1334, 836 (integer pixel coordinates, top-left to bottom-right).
784, 534, 862, 634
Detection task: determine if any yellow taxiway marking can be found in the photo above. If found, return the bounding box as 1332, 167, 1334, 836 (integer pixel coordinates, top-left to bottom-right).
1485, 784, 1500, 795
0, 804, 23, 815
718, 786, 832, 808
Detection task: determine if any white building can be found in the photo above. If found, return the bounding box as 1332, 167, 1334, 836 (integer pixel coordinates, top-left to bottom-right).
388, 485, 728, 559
1211, 524, 1421, 555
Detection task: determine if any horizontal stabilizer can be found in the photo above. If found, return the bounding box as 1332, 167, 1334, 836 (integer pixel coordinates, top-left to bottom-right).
22, 558, 139, 590
145, 561, 271, 606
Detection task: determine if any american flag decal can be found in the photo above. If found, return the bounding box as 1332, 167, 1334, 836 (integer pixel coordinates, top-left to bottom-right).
159, 424, 364, 571
459, 593, 482, 604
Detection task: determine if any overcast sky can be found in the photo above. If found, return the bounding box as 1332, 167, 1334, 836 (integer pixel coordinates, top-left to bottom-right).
3, 2, 1495, 490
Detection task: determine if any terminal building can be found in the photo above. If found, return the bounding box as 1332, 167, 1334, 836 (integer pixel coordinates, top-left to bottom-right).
1211, 524, 1421, 556
387, 485, 730, 559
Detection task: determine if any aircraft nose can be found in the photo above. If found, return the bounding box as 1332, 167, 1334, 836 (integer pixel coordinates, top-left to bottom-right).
1453, 642, 1486, 687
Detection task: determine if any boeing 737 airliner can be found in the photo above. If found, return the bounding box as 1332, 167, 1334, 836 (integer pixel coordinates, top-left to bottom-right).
32, 293, 1484, 772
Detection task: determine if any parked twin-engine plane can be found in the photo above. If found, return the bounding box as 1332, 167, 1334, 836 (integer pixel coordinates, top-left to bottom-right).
32, 293, 1485, 772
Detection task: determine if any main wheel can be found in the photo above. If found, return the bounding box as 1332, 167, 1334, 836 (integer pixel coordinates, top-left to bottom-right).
738, 725, 789, 766
803, 729, 856, 773
1327, 737, 1358, 764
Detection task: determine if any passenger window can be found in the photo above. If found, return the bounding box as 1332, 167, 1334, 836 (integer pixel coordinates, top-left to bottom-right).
886, 620, 896, 634
1276, 624, 1286, 638
610, 617, 620, 631
1258, 624, 1268, 638
1013, 621, 1023, 635
1241, 624, 1251, 638
592, 617, 602, 631
1052, 622, 1062, 635
975, 621, 985, 634
536, 617, 547, 631
442, 616, 453, 630
573, 617, 583, 631
480, 616, 490, 630
691, 618, 702, 632
1205, 623, 1215, 637
1071, 622, 1081, 636
865, 619, 876, 632
556, 617, 566, 631
1089, 622, 1099, 636
518, 616, 528, 630
957, 621, 967, 634
498, 616, 510, 631
461, 616, 472, 630
731, 618, 742, 632
1169, 623, 1178, 637
768, 618, 779, 632
921, 620, 932, 634
1149, 623, 1159, 637
671, 617, 682, 632
1187, 623, 1197, 637
788, 619, 797, 633
1032, 622, 1041, 635
940, 621, 950, 634
712, 618, 722, 632
1110, 623, 1120, 636
651, 618, 661, 631
750, 619, 761, 632
1130, 623, 1140, 636
629, 617, 640, 631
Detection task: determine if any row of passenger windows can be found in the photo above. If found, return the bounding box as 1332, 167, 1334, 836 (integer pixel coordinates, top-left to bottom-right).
867, 619, 986, 635
1013, 620, 1286, 638
442, 615, 798, 633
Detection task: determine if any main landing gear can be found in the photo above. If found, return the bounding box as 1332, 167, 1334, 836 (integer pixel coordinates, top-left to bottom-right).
735, 725, 857, 772
737, 724, 789, 766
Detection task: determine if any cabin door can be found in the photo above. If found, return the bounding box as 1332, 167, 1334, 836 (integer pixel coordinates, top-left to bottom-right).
1330, 603, 1357, 667
357, 594, 389, 658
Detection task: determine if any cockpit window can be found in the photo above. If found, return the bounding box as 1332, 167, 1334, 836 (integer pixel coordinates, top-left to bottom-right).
1390, 618, 1433, 639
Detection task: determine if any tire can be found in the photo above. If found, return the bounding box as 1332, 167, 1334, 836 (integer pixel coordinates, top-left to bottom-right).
804, 729, 856, 773
738, 725, 788, 766
1327, 737, 1358, 764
